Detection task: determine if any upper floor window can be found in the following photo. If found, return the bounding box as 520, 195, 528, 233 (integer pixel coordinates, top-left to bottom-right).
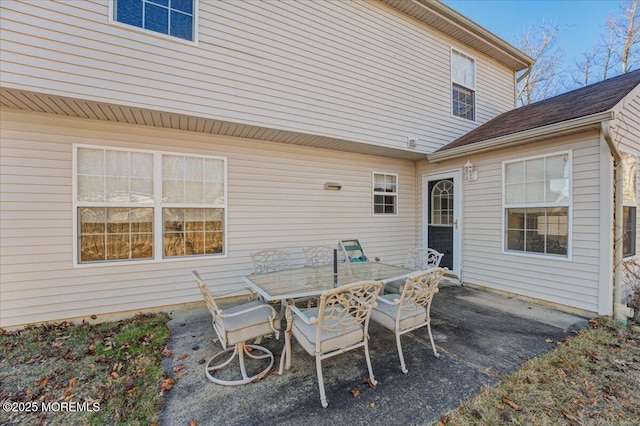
373, 172, 397, 215
622, 152, 637, 257
451, 49, 476, 121
503, 152, 571, 257
75, 145, 226, 264
114, 0, 195, 41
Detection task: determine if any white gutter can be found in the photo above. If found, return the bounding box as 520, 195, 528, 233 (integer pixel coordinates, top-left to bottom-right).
428, 111, 615, 163
602, 121, 635, 323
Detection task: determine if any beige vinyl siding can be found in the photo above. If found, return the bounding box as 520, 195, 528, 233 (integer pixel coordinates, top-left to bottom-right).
419, 132, 605, 313
0, 110, 417, 327
0, 0, 515, 154
612, 88, 640, 260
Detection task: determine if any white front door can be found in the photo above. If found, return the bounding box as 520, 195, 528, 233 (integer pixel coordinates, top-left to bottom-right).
422, 171, 462, 277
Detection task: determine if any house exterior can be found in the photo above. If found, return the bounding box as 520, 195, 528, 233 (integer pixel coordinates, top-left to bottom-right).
0, 0, 636, 328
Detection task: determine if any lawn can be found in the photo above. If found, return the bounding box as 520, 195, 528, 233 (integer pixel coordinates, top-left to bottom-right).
1, 313, 638, 425
0, 313, 171, 426
439, 317, 640, 425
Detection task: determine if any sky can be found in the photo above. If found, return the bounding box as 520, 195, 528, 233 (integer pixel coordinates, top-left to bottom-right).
442, 0, 622, 74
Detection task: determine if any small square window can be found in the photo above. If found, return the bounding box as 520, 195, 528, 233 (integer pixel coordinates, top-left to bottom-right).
373, 173, 397, 215
114, 0, 195, 41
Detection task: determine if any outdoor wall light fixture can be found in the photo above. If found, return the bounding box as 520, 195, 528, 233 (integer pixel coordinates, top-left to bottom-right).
324, 182, 342, 190
464, 160, 478, 181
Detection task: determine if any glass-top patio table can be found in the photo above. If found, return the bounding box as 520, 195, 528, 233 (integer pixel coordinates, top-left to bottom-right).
242, 262, 416, 302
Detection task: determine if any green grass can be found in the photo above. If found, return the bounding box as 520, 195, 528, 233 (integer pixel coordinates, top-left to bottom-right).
0, 313, 170, 426
438, 318, 640, 425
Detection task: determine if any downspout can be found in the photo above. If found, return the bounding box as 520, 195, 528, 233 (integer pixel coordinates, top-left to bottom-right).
601, 121, 635, 323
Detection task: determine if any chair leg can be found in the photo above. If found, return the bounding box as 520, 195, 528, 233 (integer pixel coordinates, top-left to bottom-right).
427, 323, 440, 358
278, 328, 292, 374
316, 355, 328, 408
363, 338, 378, 385
205, 342, 274, 386
395, 332, 408, 374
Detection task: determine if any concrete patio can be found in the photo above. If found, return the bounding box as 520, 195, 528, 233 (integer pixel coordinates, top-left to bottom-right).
160, 284, 589, 425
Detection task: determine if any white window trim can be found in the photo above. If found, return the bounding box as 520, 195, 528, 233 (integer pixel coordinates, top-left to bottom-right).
450, 47, 476, 122
501, 150, 573, 261
372, 171, 398, 216
109, 0, 199, 46
621, 151, 639, 258
72, 144, 227, 267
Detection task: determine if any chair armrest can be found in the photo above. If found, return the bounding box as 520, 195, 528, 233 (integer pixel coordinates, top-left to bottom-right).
288, 304, 318, 324
377, 296, 399, 305
213, 286, 257, 298
219, 302, 277, 319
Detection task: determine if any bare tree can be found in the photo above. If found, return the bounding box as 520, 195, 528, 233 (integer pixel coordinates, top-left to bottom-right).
571, 16, 618, 88
568, 0, 639, 90
601, 15, 619, 80
516, 19, 565, 106
619, 0, 640, 73
572, 48, 598, 87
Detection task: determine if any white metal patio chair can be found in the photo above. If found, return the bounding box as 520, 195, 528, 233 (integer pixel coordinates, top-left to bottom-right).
385, 248, 443, 294
192, 270, 280, 386
371, 267, 446, 374
250, 249, 291, 274
303, 245, 335, 267
278, 280, 383, 408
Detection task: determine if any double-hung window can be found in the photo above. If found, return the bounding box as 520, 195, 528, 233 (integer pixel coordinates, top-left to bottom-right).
622, 152, 637, 257
75, 145, 226, 264
503, 152, 571, 257
114, 0, 195, 41
451, 49, 476, 121
373, 172, 397, 215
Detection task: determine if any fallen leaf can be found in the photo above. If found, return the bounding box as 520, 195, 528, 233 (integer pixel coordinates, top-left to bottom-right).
178, 353, 188, 360
501, 396, 521, 411
161, 378, 175, 391
350, 389, 360, 397
545, 338, 554, 343
69, 377, 78, 388
173, 365, 185, 373
39, 376, 49, 387
87, 344, 96, 355
90, 315, 97, 319
162, 348, 173, 358
189, 420, 198, 426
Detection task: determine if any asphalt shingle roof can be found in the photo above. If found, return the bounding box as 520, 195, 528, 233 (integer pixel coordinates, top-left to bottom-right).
436, 69, 640, 153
